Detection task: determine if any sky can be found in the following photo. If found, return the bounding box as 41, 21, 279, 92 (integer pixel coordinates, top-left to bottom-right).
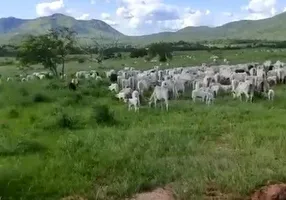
1, 0, 286, 35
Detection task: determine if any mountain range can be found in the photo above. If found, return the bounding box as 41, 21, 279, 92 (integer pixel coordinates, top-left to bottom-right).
1, 12, 286, 45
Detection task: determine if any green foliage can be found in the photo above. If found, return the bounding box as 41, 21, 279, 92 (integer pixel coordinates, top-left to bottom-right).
0, 57, 15, 66
2, 49, 286, 200
57, 112, 82, 129
91, 104, 117, 125
77, 57, 85, 63
148, 42, 173, 62
17, 27, 77, 76
17, 34, 60, 75
130, 48, 148, 58
50, 27, 77, 74
0, 137, 47, 156
7, 107, 20, 118
33, 93, 52, 103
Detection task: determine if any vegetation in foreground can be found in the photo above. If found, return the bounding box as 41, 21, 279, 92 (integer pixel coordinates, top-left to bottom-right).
0, 56, 286, 199
1, 26, 286, 199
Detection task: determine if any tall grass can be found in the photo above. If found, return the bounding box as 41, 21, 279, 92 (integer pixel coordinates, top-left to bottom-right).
1, 49, 286, 199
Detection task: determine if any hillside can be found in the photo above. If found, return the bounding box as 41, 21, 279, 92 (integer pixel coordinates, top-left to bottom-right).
130, 11, 286, 44
1, 12, 286, 45
0, 13, 124, 44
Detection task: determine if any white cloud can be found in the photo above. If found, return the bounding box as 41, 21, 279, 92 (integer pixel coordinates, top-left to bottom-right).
76, 13, 90, 20
101, 12, 111, 20
104, 19, 118, 26
36, 0, 65, 16
100, 12, 117, 26
114, 0, 212, 34
242, 0, 277, 20
34, 0, 286, 36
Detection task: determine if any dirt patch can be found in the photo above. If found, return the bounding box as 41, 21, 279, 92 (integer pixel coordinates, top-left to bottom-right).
128, 185, 175, 200
251, 184, 286, 200
61, 195, 87, 200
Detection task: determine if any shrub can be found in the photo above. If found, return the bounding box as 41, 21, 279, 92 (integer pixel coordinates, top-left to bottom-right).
0, 138, 47, 156
7, 107, 20, 118
91, 104, 116, 125
19, 87, 29, 96
33, 93, 51, 103
77, 58, 85, 63
45, 82, 62, 90
57, 112, 83, 130
159, 55, 167, 62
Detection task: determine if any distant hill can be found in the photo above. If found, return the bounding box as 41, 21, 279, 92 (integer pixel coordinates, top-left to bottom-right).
0, 13, 124, 44
129, 11, 286, 44
1, 12, 286, 45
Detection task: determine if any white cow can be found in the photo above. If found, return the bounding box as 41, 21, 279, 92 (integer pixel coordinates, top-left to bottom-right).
149, 82, 169, 111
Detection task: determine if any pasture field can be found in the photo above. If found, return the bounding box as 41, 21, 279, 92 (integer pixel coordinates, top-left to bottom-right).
1, 48, 286, 200
1, 48, 286, 76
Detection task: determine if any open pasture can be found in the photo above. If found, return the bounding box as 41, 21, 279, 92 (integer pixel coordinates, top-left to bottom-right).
1, 48, 286, 76
1, 48, 286, 200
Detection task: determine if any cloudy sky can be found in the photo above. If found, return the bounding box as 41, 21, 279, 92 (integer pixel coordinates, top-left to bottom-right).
1, 0, 286, 35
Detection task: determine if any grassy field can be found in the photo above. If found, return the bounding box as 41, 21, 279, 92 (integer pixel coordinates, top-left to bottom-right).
1, 48, 286, 200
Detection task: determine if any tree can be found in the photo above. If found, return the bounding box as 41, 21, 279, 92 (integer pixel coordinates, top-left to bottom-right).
49, 27, 77, 75
130, 48, 148, 58
17, 34, 60, 76
79, 37, 98, 61
17, 27, 77, 77
148, 42, 173, 62
80, 34, 119, 63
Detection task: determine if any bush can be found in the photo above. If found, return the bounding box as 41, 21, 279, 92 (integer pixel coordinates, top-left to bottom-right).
57, 112, 83, 130
19, 87, 29, 96
0, 59, 14, 66
33, 93, 51, 103
77, 58, 85, 63
91, 104, 116, 125
7, 107, 19, 118
159, 55, 167, 62
45, 82, 61, 90
130, 48, 148, 58
116, 52, 122, 58
0, 139, 47, 156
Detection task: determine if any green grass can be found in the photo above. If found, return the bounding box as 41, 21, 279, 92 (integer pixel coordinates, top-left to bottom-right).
1, 49, 286, 199
2, 48, 286, 77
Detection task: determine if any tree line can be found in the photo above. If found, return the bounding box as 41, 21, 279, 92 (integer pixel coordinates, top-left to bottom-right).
3, 34, 286, 58
12, 27, 176, 77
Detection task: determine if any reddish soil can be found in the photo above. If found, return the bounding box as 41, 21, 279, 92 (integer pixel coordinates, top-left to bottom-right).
251, 184, 286, 200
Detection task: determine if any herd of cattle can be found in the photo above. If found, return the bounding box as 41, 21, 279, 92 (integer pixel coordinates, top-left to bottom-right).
104, 60, 282, 111
2, 60, 284, 111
